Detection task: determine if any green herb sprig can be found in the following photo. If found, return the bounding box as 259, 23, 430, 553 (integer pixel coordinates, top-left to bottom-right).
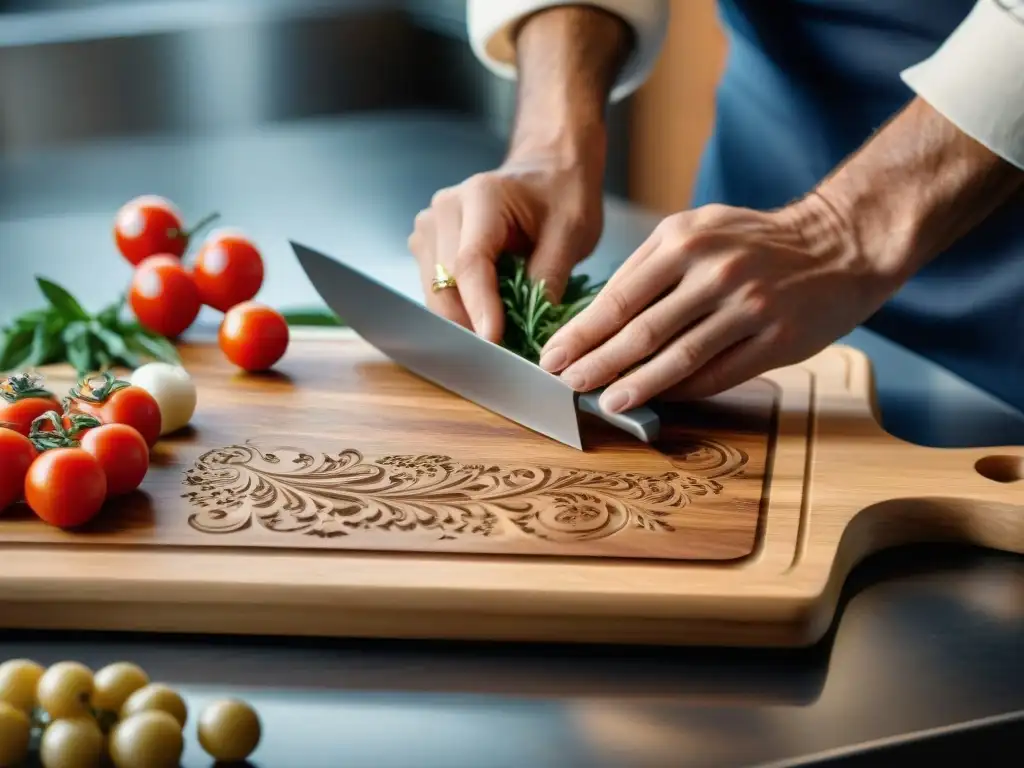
498, 255, 604, 363
0, 277, 181, 375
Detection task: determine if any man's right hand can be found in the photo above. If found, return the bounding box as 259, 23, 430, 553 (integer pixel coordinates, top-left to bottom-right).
407, 3, 632, 344
407, 152, 604, 345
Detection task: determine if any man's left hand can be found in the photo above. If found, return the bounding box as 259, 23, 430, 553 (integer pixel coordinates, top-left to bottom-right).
538, 199, 898, 413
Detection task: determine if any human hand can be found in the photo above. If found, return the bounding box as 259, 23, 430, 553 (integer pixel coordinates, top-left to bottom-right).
407, 155, 603, 344
538, 199, 901, 412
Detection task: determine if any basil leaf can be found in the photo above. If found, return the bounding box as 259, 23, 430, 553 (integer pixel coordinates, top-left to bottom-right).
66, 334, 94, 374
36, 277, 90, 321
96, 295, 126, 329
280, 308, 345, 327
129, 330, 181, 364
0, 327, 34, 371
92, 326, 139, 368
24, 321, 58, 367
62, 320, 90, 346
13, 308, 53, 331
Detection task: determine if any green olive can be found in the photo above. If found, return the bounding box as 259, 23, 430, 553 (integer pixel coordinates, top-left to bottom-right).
119, 683, 187, 728
0, 658, 45, 713
0, 701, 31, 767
109, 710, 183, 768
197, 698, 261, 761
39, 717, 105, 768
37, 661, 95, 719
91, 662, 150, 714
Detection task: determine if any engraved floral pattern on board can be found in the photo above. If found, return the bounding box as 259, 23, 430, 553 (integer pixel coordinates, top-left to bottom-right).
181, 439, 749, 542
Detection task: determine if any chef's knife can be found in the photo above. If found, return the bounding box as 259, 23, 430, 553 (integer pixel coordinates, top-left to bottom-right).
291, 242, 660, 450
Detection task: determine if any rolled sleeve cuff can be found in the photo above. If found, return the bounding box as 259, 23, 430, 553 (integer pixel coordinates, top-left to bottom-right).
467, 0, 668, 102
901, 0, 1024, 171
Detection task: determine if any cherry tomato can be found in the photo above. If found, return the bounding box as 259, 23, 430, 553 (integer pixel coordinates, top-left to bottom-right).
79, 423, 150, 496
0, 374, 61, 436
0, 428, 37, 512
192, 229, 265, 312
24, 448, 107, 528
69, 373, 162, 448
129, 255, 201, 339
219, 302, 290, 372
114, 196, 188, 265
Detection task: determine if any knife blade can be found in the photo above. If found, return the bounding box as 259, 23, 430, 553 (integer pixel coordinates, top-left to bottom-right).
291, 242, 660, 449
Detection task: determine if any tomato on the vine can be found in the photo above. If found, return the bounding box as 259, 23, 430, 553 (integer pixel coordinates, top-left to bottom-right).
0, 428, 37, 513
129, 255, 201, 339
79, 423, 150, 496
24, 448, 107, 528
192, 229, 265, 312
219, 302, 290, 372
114, 195, 219, 265
68, 373, 162, 448
0, 374, 60, 436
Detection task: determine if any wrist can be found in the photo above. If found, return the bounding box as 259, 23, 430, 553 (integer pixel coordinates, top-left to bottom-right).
506, 119, 607, 174
778, 191, 905, 300
801, 98, 1024, 284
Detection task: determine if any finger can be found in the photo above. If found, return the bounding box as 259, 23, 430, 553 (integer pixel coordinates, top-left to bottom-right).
429, 198, 473, 329
524, 217, 581, 304
597, 307, 760, 413
539, 234, 666, 372
453, 191, 508, 343
660, 331, 781, 401
409, 209, 440, 300
557, 280, 718, 393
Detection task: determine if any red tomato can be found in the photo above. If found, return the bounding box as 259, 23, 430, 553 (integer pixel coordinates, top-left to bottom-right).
114, 195, 188, 265
0, 428, 38, 512
219, 302, 290, 372
0, 374, 61, 436
79, 423, 150, 496
191, 229, 265, 312
69, 373, 162, 448
129, 255, 201, 338
24, 448, 107, 528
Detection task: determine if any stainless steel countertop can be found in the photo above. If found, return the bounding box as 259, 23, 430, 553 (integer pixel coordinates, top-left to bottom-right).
1, 114, 1022, 767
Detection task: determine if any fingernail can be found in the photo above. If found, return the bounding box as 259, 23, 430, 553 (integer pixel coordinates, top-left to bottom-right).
601, 389, 632, 414
539, 347, 567, 372
561, 369, 585, 391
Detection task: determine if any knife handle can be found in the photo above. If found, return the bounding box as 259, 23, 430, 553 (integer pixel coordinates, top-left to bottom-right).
578, 389, 661, 444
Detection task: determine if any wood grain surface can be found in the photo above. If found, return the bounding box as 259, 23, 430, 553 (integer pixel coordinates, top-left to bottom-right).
1, 331, 1022, 647
2, 338, 773, 562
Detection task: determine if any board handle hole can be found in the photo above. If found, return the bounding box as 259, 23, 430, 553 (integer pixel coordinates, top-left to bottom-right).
974, 455, 1024, 484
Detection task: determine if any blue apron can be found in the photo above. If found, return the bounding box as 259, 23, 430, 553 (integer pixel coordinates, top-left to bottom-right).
693, 0, 1023, 410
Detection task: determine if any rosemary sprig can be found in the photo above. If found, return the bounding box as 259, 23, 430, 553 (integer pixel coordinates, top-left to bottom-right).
0, 277, 180, 375
498, 255, 603, 363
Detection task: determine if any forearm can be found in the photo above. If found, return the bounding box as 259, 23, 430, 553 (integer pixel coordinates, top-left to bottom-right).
807, 97, 1024, 283
506, 7, 632, 166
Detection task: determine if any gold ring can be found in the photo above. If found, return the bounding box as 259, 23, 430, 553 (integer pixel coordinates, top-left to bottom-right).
431, 263, 457, 293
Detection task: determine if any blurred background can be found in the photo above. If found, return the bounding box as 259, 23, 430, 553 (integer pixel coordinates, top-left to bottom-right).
0, 0, 725, 324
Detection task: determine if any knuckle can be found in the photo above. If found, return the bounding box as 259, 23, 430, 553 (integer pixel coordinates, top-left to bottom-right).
656, 212, 689, 239
739, 283, 771, 319
600, 288, 633, 327
430, 187, 455, 208
672, 340, 701, 373
452, 247, 479, 274
693, 203, 731, 226
703, 254, 744, 285
464, 172, 496, 193
767, 321, 794, 346
628, 315, 660, 352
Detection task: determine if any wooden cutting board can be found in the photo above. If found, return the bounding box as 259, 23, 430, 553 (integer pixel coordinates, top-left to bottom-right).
1, 329, 1021, 647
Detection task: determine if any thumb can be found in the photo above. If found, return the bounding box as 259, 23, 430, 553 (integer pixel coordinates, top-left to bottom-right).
525, 219, 582, 304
